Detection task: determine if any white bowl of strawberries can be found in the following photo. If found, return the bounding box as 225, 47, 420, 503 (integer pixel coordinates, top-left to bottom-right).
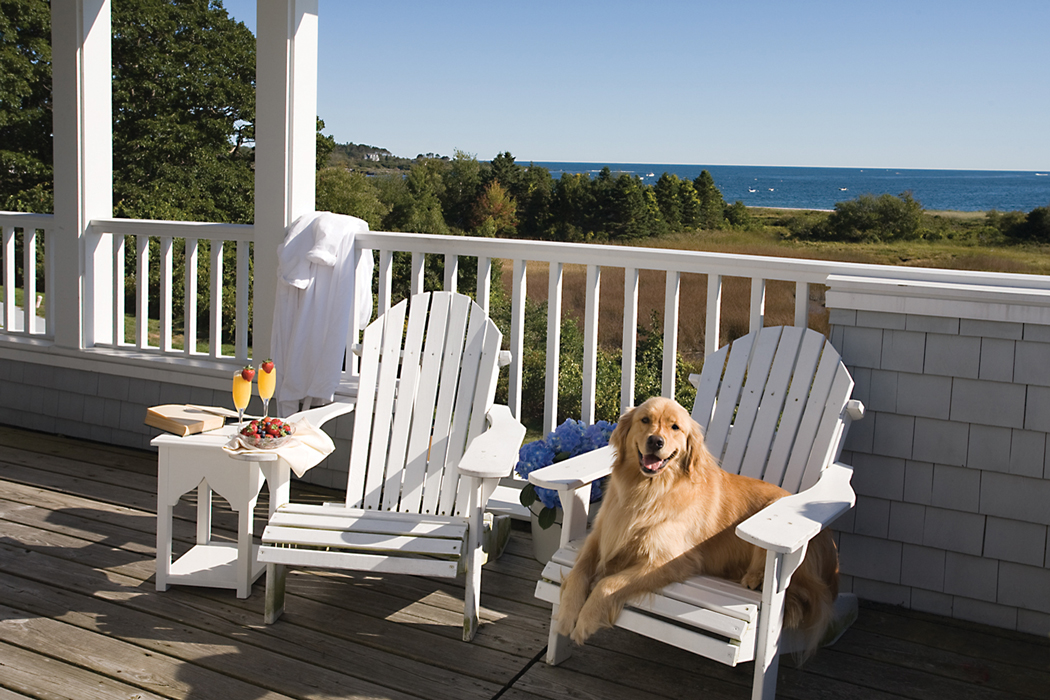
239, 416, 295, 449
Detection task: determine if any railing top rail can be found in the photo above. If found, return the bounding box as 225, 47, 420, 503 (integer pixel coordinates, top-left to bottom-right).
356, 230, 1050, 290
0, 212, 55, 229
89, 217, 255, 241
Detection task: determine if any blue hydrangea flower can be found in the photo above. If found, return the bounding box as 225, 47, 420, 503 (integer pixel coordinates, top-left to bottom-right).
514, 418, 613, 512
514, 440, 555, 478
581, 420, 615, 453
549, 419, 585, 457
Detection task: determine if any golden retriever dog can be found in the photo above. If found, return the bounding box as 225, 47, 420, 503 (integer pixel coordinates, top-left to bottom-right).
556, 397, 838, 659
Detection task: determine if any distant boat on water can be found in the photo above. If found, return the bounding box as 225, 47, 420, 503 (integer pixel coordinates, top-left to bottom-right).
839, 187, 848, 191
1037, 173, 1048, 176
748, 187, 757, 193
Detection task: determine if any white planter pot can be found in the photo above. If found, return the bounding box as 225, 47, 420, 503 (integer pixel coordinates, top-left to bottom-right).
528, 499, 600, 564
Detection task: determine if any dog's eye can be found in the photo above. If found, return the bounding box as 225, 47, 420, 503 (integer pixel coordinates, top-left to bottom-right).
672, 423, 680, 431
640, 416, 650, 424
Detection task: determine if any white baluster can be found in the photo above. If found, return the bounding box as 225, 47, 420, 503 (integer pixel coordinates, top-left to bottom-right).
509, 259, 527, 420
184, 238, 199, 355
544, 261, 563, 435
582, 264, 601, 424
705, 273, 722, 358
663, 271, 680, 399
621, 266, 639, 413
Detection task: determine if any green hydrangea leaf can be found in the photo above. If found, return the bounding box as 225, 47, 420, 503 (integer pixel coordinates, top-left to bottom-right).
537, 506, 558, 530
519, 481, 538, 507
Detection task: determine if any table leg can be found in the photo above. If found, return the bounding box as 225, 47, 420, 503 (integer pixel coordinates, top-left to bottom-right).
155, 449, 173, 592
196, 478, 212, 545
265, 463, 291, 518
236, 493, 259, 599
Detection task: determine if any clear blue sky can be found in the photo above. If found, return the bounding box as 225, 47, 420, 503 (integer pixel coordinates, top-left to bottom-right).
222, 0, 1049, 171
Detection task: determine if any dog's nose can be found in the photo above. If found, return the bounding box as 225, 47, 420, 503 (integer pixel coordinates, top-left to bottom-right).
646, 435, 664, 451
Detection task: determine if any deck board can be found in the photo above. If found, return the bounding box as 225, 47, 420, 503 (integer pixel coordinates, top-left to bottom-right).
1, 425, 1047, 700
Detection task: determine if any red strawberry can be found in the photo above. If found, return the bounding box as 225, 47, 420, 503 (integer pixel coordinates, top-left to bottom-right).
240, 366, 255, 382
261, 359, 275, 374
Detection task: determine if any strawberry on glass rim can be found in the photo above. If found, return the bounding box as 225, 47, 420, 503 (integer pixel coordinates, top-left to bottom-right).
258, 359, 276, 417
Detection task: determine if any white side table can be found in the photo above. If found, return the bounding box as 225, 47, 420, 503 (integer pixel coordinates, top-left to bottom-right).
153, 424, 291, 599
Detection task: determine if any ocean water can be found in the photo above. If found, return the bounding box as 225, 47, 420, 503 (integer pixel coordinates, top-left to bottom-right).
532, 162, 1050, 213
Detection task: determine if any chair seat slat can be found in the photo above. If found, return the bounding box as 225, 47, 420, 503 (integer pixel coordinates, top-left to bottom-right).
258, 545, 460, 578
268, 509, 468, 538
261, 525, 463, 557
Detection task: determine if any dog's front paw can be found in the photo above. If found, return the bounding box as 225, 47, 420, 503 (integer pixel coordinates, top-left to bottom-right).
741, 569, 764, 590
569, 602, 604, 645
554, 607, 576, 637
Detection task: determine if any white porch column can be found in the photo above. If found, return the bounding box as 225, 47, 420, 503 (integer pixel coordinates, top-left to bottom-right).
253, 0, 318, 361
51, 0, 113, 349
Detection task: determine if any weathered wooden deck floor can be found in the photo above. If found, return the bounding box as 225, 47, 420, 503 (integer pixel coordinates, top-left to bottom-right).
0, 424, 1047, 700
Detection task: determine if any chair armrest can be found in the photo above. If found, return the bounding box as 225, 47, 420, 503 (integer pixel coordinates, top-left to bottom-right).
527, 444, 616, 492
736, 462, 855, 555
458, 405, 527, 479
286, 399, 355, 428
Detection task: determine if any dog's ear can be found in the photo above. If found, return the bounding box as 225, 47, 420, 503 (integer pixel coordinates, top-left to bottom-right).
610, 405, 636, 458
684, 416, 714, 478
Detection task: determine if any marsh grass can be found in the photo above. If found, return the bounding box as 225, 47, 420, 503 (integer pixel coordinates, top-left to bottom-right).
499, 215, 1048, 368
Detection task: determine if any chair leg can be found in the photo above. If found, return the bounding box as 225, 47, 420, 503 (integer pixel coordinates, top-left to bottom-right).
545, 603, 573, 665
463, 496, 485, 642
264, 562, 287, 625
752, 548, 805, 700
463, 543, 482, 641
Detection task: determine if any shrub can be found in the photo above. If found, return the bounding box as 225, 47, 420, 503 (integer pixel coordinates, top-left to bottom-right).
797, 192, 924, 242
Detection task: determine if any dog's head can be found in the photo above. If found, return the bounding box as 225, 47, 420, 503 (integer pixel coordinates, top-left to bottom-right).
610, 397, 710, 482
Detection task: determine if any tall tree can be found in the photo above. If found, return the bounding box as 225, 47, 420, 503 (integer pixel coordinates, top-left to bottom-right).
653, 172, 682, 231
515, 163, 554, 239
439, 150, 484, 231
0, 0, 52, 212
315, 167, 388, 229
472, 180, 517, 237
112, 0, 256, 223
693, 170, 726, 230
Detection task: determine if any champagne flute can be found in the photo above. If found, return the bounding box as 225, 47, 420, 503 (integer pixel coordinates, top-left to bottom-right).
258, 359, 276, 418
233, 367, 254, 429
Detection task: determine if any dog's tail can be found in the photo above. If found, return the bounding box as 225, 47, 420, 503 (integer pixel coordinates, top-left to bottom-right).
785, 531, 839, 664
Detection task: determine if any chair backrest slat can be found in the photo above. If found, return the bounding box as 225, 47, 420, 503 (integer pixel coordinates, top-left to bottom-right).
424, 293, 471, 515
382, 294, 430, 511
401, 292, 452, 513
798, 363, 854, 492
720, 326, 784, 475
439, 301, 488, 516
344, 300, 391, 507
691, 344, 728, 429
363, 299, 409, 509
455, 314, 503, 516
692, 326, 854, 494
777, 340, 843, 493
760, 329, 826, 486
737, 326, 805, 480
702, 332, 756, 462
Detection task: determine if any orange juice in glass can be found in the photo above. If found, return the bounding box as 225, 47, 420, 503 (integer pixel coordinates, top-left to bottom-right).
258, 359, 276, 417
233, 367, 254, 428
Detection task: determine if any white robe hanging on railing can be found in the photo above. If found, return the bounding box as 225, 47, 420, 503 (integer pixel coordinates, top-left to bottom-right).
271, 211, 373, 416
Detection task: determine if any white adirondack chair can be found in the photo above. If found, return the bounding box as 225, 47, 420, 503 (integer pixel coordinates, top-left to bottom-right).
529, 325, 865, 700
258, 291, 526, 641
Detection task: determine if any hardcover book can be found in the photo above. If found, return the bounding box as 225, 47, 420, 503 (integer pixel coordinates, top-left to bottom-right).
145, 404, 234, 436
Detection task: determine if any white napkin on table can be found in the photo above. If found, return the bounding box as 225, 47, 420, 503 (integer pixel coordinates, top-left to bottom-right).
222, 418, 335, 478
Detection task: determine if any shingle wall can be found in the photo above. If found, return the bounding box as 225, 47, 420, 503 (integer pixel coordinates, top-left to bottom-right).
0, 357, 354, 490
830, 308, 1050, 636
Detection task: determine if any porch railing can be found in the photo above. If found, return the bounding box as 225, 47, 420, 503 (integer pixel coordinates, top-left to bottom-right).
6, 213, 1050, 435
87, 218, 255, 362
0, 212, 54, 339
353, 230, 1050, 434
